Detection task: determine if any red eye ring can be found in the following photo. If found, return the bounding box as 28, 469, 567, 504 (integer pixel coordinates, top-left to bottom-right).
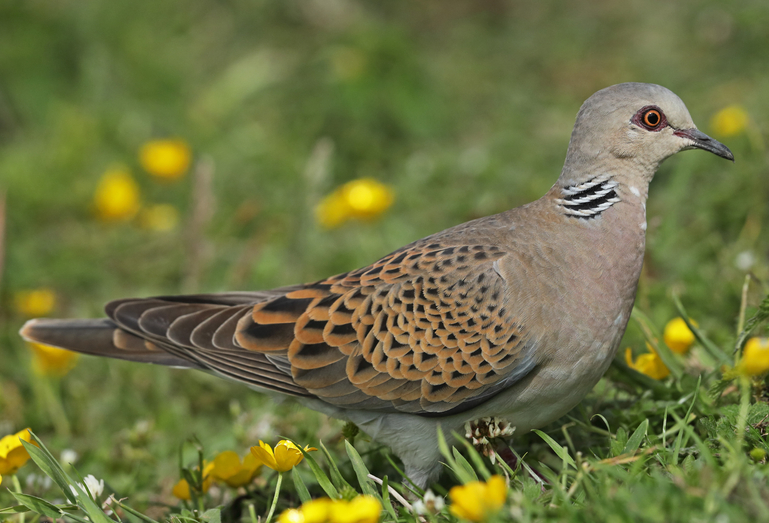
643, 109, 661, 128
632, 106, 667, 132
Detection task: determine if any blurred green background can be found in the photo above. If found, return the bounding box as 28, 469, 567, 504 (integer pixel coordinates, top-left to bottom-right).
1, 0, 768, 510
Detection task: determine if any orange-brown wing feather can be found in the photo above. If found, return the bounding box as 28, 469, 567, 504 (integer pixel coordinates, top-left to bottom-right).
234, 241, 533, 414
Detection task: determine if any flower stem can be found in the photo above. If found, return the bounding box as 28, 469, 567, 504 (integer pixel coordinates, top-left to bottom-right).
12, 475, 25, 523
264, 472, 283, 523
736, 376, 751, 447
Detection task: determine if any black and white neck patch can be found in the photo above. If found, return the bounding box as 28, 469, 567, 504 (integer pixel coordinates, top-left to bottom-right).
557, 176, 621, 219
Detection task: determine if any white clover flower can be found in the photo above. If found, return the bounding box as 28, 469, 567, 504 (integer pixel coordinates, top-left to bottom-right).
83, 475, 105, 497
413, 489, 445, 515
71, 475, 104, 499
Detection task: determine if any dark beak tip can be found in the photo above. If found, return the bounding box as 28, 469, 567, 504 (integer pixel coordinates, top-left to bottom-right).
676, 128, 735, 163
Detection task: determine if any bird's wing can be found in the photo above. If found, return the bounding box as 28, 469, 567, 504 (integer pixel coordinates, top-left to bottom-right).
98, 238, 536, 415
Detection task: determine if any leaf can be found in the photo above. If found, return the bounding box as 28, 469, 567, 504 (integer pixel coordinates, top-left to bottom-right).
380, 476, 399, 521
436, 426, 475, 484
735, 293, 769, 354
200, 508, 221, 523
292, 469, 311, 504
301, 452, 339, 499
22, 433, 78, 504
70, 482, 113, 523
623, 419, 649, 455
9, 493, 63, 519
116, 500, 162, 523
452, 448, 478, 482
345, 440, 378, 497
0, 505, 30, 515
611, 427, 627, 457
455, 433, 491, 480
533, 430, 576, 470
318, 440, 352, 491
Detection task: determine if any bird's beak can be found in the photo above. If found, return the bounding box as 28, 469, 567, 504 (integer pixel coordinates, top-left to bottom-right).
674, 128, 735, 161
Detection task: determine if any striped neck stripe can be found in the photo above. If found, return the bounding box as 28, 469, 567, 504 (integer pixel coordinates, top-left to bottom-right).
557, 176, 621, 219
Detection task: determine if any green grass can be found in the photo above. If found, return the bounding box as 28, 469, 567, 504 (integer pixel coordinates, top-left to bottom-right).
1, 1, 769, 521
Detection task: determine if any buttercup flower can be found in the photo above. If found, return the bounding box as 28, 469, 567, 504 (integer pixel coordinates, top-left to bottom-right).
139, 204, 180, 232
0, 429, 34, 486
28, 342, 79, 377
449, 475, 507, 522
329, 495, 381, 523
14, 288, 56, 317
279, 508, 305, 523
316, 178, 394, 228
211, 450, 262, 487
625, 345, 670, 380
250, 440, 316, 472
278, 496, 380, 523
94, 167, 141, 221
279, 498, 334, 523
663, 317, 697, 354
172, 461, 215, 500
710, 105, 749, 137
737, 337, 769, 377
140, 139, 191, 180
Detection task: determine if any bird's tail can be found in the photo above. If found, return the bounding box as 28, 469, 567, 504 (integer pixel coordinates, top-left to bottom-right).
20, 318, 197, 368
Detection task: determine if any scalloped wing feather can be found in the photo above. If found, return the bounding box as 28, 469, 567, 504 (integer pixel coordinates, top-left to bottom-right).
85, 240, 535, 415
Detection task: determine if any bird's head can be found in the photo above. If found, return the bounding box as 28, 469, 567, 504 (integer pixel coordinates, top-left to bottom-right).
563, 83, 733, 184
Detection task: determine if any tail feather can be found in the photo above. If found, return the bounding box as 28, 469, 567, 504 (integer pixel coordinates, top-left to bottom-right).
20, 318, 199, 368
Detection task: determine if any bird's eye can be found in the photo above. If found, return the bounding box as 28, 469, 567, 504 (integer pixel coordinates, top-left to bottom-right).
643, 109, 662, 128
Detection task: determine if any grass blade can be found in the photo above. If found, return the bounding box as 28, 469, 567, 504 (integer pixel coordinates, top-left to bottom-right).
622, 419, 649, 455
291, 469, 312, 504
318, 440, 352, 491
534, 430, 576, 470
454, 432, 491, 480
22, 433, 78, 504
115, 500, 161, 523
301, 452, 339, 499
452, 448, 478, 482
9, 492, 63, 519
345, 440, 378, 497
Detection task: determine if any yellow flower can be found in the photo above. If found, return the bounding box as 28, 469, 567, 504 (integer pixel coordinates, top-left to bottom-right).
449, 475, 507, 522
14, 288, 56, 317
139, 204, 180, 232
250, 440, 316, 472
278, 498, 334, 523
328, 495, 381, 523
316, 178, 394, 228
210, 450, 262, 487
0, 429, 35, 485
278, 496, 381, 523
710, 105, 749, 137
663, 317, 697, 354
625, 345, 670, 380
28, 342, 79, 377
172, 461, 215, 500
737, 337, 769, 377
94, 167, 141, 221
301, 498, 335, 523
279, 508, 305, 523
140, 139, 192, 180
